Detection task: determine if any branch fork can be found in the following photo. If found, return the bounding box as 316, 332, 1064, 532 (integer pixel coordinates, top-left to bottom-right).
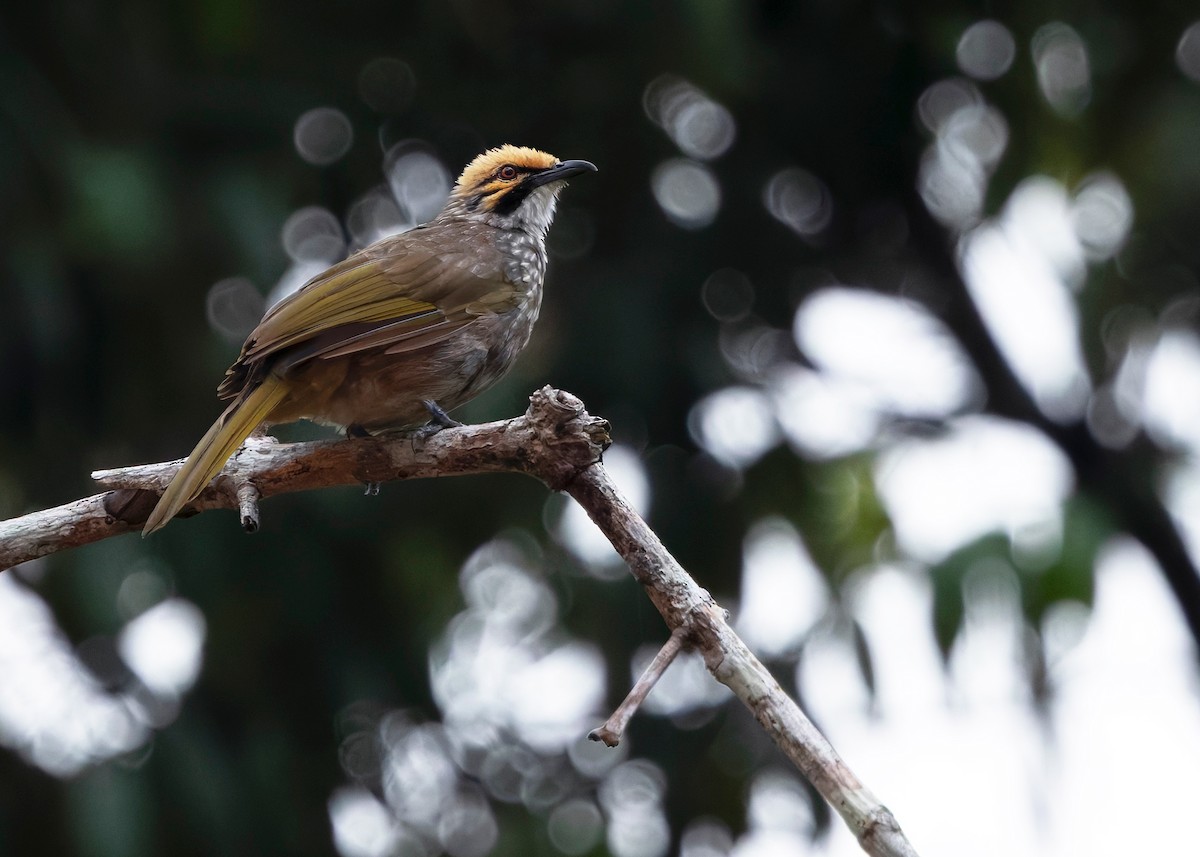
0, 386, 919, 857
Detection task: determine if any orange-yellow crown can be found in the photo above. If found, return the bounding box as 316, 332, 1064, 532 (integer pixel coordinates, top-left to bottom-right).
453, 145, 560, 196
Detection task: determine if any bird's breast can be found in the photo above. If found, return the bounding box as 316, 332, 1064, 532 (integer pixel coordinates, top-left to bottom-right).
496, 230, 548, 291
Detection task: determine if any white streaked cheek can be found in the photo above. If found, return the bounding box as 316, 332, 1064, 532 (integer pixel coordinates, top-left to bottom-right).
520, 186, 561, 236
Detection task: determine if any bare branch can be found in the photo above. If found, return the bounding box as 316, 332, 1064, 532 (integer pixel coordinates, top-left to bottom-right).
564, 459, 920, 856
590, 626, 688, 747
1, 387, 608, 569
0, 386, 920, 856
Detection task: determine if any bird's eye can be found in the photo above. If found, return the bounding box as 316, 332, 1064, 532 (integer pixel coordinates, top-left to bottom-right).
498, 165, 518, 180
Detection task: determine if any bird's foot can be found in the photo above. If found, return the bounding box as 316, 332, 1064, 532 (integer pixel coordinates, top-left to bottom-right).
422, 400, 463, 429
408, 401, 462, 449
411, 422, 445, 444
363, 482, 381, 496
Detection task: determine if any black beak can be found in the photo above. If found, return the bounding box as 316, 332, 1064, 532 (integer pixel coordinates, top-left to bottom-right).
527, 159, 598, 189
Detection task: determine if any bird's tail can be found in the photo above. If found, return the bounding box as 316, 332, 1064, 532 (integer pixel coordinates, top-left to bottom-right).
143, 377, 289, 535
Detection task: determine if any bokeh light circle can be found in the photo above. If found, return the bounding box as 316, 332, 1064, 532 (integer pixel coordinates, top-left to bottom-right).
651, 159, 721, 229
643, 75, 736, 160
763, 168, 832, 238
701, 268, 755, 322
385, 142, 451, 225
547, 799, 604, 856
294, 106, 354, 166
358, 57, 416, 113
1032, 22, 1092, 116
1072, 173, 1133, 260
205, 277, 265, 342
956, 20, 1017, 81
1178, 22, 1200, 83
282, 205, 346, 263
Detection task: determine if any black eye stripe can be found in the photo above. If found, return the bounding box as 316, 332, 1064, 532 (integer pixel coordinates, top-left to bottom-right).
491, 183, 533, 215
469, 164, 552, 213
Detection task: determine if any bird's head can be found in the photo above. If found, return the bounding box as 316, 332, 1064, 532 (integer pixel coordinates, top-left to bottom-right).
445, 145, 596, 235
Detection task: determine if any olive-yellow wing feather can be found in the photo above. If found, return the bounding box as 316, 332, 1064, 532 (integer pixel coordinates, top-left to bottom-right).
219, 226, 520, 399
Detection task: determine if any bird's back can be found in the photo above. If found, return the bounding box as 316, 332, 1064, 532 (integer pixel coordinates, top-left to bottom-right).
219, 214, 546, 432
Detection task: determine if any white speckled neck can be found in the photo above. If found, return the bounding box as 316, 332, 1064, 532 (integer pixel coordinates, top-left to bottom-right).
437, 181, 565, 240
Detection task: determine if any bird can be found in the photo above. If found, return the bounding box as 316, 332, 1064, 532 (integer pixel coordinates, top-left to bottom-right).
143, 145, 596, 535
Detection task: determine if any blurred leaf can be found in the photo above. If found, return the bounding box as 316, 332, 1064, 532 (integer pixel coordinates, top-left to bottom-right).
851, 617, 877, 700
745, 451, 891, 581
64, 145, 173, 264
928, 533, 1008, 658
1017, 494, 1110, 623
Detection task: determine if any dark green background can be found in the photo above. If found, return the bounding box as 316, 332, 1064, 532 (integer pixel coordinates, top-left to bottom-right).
3, 2, 1200, 855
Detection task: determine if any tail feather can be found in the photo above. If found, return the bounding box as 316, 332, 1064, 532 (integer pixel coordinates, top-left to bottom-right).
143, 378, 289, 535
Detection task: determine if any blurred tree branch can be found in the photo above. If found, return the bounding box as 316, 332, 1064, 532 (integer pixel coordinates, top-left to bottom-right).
0, 386, 920, 857
905, 196, 1200, 653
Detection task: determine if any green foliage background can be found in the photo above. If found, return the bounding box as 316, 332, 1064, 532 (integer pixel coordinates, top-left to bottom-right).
2, 1, 1199, 855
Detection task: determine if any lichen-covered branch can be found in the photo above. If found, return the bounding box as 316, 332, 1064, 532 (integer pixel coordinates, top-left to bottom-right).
0, 386, 919, 856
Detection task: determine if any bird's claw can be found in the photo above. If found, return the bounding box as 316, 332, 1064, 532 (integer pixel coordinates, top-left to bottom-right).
422, 400, 463, 429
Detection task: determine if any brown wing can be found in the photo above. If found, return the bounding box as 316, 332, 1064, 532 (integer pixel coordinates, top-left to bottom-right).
218, 225, 518, 399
